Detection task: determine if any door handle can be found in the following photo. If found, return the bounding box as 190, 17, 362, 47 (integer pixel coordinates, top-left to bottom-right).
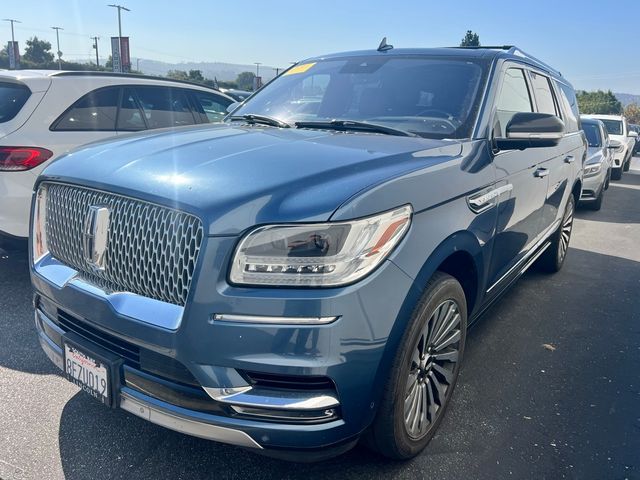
534, 168, 550, 178
564, 155, 575, 164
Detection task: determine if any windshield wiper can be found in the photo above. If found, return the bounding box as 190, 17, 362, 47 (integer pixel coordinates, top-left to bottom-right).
229, 114, 290, 128
294, 120, 416, 137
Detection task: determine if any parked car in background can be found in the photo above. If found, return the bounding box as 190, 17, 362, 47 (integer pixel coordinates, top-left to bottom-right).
583, 114, 636, 179
631, 124, 640, 155
31, 45, 584, 461
579, 117, 612, 210
219, 88, 252, 102
0, 71, 234, 250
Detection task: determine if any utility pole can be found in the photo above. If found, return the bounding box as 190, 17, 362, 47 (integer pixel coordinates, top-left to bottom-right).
2, 18, 21, 70
108, 4, 130, 40
274, 67, 282, 76
254, 62, 261, 77
51, 26, 63, 70
91, 36, 100, 67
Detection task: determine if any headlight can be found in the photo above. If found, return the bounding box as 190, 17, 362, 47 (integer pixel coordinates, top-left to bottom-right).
584, 164, 602, 177
32, 184, 49, 263
229, 205, 412, 287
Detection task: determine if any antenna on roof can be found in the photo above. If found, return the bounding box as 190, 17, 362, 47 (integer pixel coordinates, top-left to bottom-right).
377, 37, 393, 52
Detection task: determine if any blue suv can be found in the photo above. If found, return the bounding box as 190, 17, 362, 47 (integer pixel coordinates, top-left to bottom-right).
31, 45, 585, 460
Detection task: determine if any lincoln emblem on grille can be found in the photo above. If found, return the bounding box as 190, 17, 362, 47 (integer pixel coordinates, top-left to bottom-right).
83, 205, 110, 270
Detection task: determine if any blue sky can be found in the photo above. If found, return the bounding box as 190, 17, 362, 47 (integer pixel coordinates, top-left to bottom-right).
4, 0, 640, 93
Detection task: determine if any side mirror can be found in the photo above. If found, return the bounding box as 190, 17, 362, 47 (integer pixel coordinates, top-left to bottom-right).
495, 112, 565, 150
629, 131, 638, 138
608, 139, 622, 149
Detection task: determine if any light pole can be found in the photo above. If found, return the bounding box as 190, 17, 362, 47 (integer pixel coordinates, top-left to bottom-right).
107, 4, 130, 40
51, 26, 63, 70
2, 18, 21, 69
91, 36, 100, 67
254, 62, 261, 77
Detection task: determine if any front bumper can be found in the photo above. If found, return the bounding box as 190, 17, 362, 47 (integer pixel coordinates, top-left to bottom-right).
580, 168, 607, 201
32, 240, 416, 454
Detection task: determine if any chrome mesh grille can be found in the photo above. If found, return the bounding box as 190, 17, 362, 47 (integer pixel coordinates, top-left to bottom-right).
43, 182, 204, 306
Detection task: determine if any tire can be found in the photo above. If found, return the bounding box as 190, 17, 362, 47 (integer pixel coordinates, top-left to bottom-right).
588, 186, 604, 211
611, 168, 622, 180
623, 155, 630, 172
604, 170, 611, 190
536, 194, 575, 273
365, 272, 467, 460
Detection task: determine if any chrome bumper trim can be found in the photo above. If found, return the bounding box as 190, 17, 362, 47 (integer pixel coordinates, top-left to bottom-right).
205, 385, 340, 410
120, 392, 262, 449
212, 313, 339, 325
34, 255, 184, 330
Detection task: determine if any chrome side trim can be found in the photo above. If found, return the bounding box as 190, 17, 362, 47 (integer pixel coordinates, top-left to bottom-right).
34, 256, 184, 330
205, 386, 340, 410
120, 392, 263, 449
212, 313, 339, 325
467, 184, 513, 213
486, 218, 561, 293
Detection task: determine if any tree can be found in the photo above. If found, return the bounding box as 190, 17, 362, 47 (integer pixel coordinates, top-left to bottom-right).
235, 71, 256, 91
23, 36, 54, 64
576, 90, 622, 115
624, 103, 640, 124
460, 30, 480, 47
188, 69, 204, 82
166, 69, 189, 80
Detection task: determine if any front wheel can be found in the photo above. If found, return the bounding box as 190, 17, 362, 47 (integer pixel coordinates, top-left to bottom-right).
365, 272, 467, 459
611, 168, 622, 180
536, 194, 575, 273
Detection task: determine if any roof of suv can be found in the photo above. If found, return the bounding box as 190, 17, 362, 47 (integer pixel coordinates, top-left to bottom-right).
305, 45, 564, 80
582, 114, 625, 121
0, 69, 229, 94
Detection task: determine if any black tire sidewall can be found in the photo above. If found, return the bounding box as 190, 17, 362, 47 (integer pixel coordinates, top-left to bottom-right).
369, 272, 467, 459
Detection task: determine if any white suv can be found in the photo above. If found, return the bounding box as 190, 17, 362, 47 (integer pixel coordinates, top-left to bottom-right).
0, 70, 234, 249
583, 114, 637, 180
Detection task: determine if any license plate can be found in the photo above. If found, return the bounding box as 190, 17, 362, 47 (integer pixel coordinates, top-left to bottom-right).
64, 343, 111, 406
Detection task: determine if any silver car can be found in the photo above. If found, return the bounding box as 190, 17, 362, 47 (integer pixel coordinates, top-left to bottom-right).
579, 117, 613, 210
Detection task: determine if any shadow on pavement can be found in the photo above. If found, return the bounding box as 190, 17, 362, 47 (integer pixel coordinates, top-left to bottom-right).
0, 248, 58, 376
57, 247, 640, 480
576, 169, 640, 224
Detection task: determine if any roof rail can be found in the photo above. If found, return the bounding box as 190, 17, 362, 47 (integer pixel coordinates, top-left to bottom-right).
50, 71, 225, 91
453, 45, 515, 50
506, 47, 562, 77
452, 45, 562, 77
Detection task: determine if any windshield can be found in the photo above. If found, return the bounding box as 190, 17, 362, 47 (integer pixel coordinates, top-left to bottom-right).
582, 123, 602, 147
600, 119, 623, 136
0, 82, 31, 124
229, 56, 489, 139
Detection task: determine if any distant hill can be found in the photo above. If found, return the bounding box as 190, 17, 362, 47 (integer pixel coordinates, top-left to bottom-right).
135, 58, 278, 82
615, 93, 640, 107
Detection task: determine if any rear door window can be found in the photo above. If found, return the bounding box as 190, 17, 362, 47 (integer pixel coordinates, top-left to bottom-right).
134, 86, 196, 129
53, 87, 120, 131
0, 82, 31, 123
190, 91, 232, 123
116, 88, 146, 131
530, 72, 558, 116
555, 82, 580, 133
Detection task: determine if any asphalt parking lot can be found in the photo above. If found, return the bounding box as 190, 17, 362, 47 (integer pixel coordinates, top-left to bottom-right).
1, 158, 638, 480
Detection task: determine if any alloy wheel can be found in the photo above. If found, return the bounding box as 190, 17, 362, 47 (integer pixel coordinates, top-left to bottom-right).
559, 200, 574, 262
403, 299, 461, 439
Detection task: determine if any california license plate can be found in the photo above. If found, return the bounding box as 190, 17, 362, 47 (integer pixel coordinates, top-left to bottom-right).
64, 343, 111, 406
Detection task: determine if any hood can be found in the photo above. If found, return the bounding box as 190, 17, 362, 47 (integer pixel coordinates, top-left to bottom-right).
41, 124, 462, 234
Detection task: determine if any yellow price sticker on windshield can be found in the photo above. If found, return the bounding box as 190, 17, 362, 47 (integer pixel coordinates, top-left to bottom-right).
284, 62, 316, 76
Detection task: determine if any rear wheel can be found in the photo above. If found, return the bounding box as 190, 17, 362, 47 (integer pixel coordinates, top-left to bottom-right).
588, 186, 604, 211
536, 194, 575, 273
623, 156, 630, 172
365, 272, 467, 459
